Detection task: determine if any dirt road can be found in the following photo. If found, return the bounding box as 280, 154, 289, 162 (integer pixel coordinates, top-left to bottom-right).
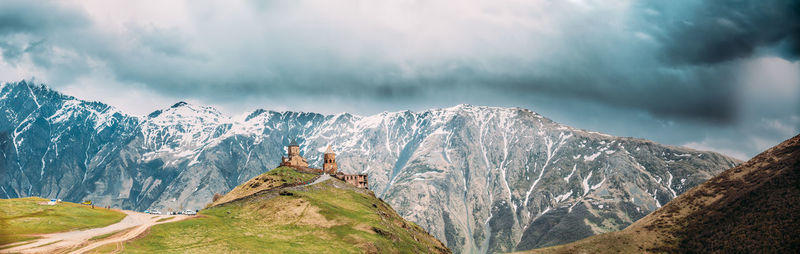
1, 210, 190, 254
306, 174, 331, 186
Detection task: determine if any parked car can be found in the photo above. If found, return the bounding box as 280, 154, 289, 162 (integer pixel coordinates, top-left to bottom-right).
144, 210, 150, 214
151, 210, 161, 215
183, 210, 196, 215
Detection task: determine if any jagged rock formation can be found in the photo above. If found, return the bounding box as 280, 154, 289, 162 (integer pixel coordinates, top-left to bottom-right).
525, 133, 800, 253
0, 81, 740, 253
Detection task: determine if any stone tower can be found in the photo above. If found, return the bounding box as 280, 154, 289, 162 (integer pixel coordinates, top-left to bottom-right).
288, 139, 300, 157
323, 145, 337, 174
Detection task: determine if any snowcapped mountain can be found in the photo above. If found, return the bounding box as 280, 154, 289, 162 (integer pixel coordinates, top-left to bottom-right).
0, 81, 740, 253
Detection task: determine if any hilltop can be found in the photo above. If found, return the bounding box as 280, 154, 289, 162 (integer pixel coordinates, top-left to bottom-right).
524, 133, 800, 253
120, 167, 451, 253
208, 166, 319, 207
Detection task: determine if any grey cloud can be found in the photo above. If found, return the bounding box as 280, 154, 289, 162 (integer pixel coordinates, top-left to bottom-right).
0, 1, 794, 124
646, 0, 800, 64
0, 1, 88, 35
0, 0, 797, 159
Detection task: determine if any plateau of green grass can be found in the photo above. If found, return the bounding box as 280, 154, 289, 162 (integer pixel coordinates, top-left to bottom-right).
0, 197, 126, 245
266, 166, 318, 183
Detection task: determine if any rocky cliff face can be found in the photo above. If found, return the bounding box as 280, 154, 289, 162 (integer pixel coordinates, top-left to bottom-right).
0, 81, 740, 253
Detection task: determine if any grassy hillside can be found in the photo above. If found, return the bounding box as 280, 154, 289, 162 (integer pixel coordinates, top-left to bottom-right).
122, 173, 450, 253
209, 166, 318, 207
0, 197, 126, 245
523, 134, 800, 253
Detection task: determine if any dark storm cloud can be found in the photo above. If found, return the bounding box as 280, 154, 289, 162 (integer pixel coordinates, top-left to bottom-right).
647, 0, 800, 64
0, 0, 94, 83
0, 1, 794, 121
0, 1, 797, 158
476, 0, 799, 123
493, 62, 740, 123
0, 1, 88, 35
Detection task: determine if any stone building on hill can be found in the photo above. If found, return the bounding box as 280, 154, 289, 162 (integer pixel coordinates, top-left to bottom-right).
323, 145, 337, 174
280, 139, 308, 168
334, 173, 368, 189
278, 140, 368, 189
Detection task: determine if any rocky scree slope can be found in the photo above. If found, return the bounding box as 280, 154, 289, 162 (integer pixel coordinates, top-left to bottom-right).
0, 81, 740, 253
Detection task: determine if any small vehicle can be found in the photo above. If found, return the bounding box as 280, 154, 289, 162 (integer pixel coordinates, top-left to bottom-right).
151, 210, 161, 215
81, 200, 92, 205
183, 210, 197, 215
144, 210, 150, 214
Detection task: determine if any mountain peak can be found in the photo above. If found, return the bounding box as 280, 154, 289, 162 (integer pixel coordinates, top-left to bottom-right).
244, 108, 270, 122
439, 103, 537, 115
143, 101, 230, 135
156, 101, 223, 117
171, 101, 189, 108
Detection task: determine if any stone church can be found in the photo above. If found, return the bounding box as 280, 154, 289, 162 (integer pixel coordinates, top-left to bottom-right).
281, 139, 309, 168
279, 139, 367, 189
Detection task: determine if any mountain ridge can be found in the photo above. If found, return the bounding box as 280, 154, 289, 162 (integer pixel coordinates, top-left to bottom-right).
0, 80, 741, 253
524, 133, 799, 253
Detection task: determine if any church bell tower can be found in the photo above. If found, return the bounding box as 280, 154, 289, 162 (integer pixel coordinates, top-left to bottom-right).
323, 145, 337, 174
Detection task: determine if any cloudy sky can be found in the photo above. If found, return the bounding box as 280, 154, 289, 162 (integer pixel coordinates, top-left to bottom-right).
0, 0, 798, 159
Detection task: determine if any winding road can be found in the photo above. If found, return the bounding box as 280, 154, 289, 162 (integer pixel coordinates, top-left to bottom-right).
1, 210, 190, 254
306, 174, 331, 186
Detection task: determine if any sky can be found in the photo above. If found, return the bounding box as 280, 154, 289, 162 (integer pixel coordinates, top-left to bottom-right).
0, 0, 798, 160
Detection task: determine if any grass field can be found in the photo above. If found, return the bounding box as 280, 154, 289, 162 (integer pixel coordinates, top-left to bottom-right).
0, 197, 126, 245
123, 179, 448, 253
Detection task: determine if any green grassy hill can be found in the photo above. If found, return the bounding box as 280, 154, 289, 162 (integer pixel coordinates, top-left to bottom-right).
122, 167, 451, 253
209, 166, 319, 207
0, 197, 126, 245
522, 134, 800, 253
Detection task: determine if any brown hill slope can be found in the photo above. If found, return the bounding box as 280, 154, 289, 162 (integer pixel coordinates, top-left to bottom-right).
524, 133, 800, 253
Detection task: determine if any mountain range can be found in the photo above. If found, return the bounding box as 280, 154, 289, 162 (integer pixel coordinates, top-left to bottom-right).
0, 80, 740, 253
526, 133, 799, 253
